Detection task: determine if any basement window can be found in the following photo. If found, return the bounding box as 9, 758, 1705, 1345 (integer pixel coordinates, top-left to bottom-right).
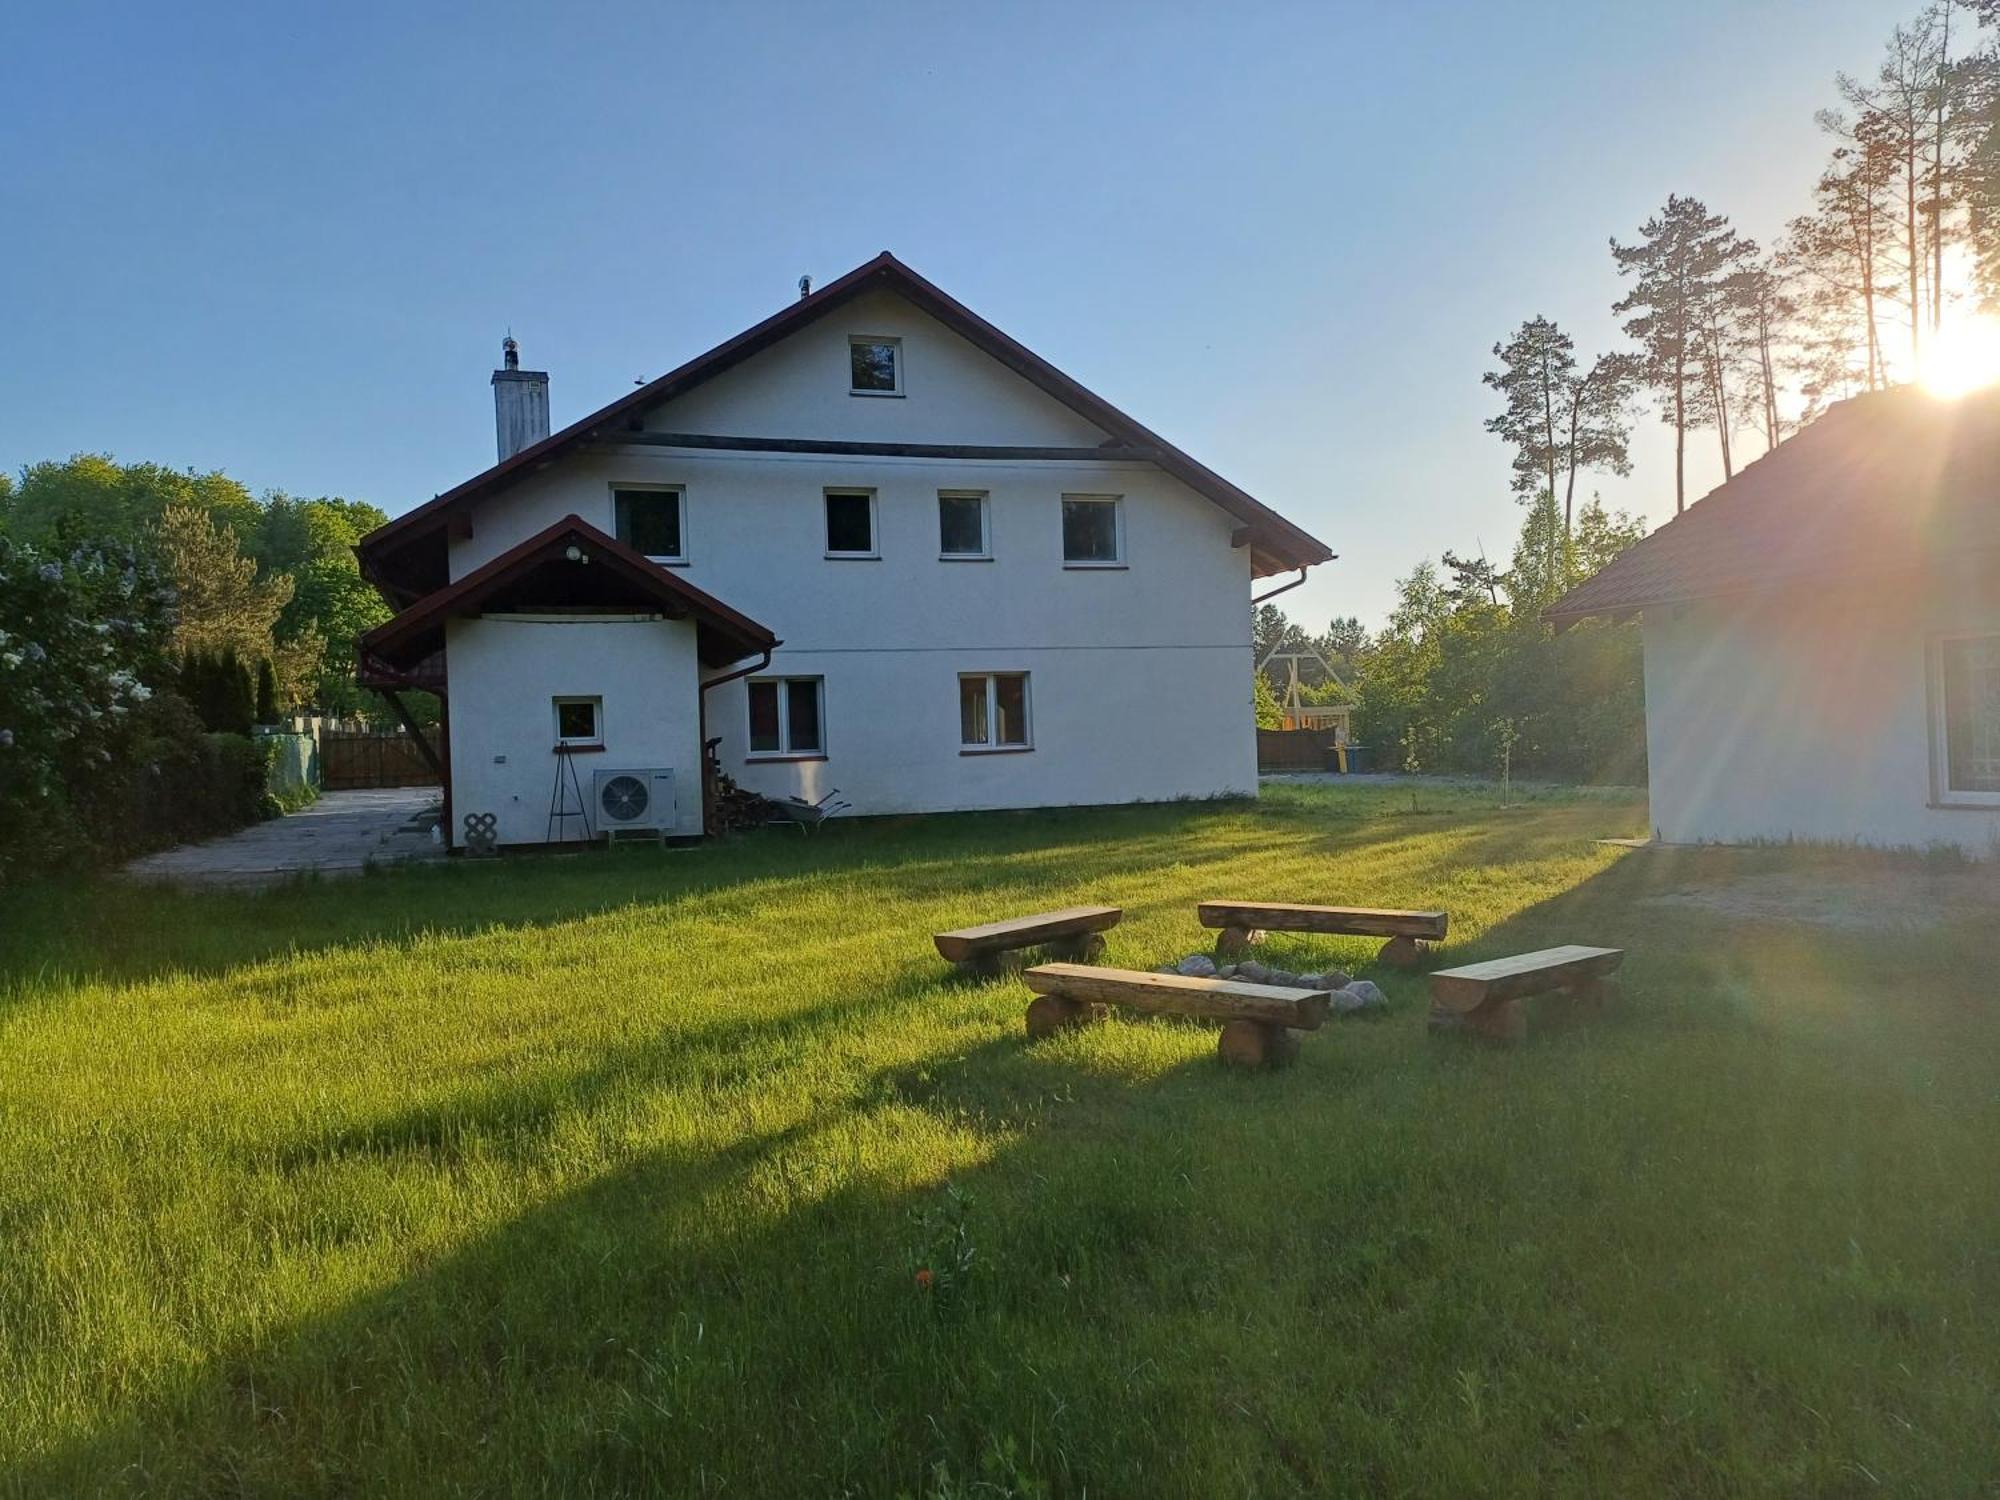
553, 696, 602, 748
849, 336, 902, 396
1061, 495, 1123, 566
747, 677, 826, 758
825, 489, 877, 557
612, 486, 685, 562
960, 672, 1030, 752
1933, 633, 2000, 804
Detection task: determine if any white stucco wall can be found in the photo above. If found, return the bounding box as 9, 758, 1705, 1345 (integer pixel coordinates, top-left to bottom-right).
436, 284, 1268, 827
1641, 581, 2000, 857
446, 614, 704, 846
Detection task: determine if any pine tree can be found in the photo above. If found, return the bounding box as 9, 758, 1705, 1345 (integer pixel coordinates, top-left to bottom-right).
1612, 196, 1754, 512
152, 503, 293, 661
1483, 317, 1638, 534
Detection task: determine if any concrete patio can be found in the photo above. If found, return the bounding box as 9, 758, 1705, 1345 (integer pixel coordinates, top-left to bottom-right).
121, 787, 445, 889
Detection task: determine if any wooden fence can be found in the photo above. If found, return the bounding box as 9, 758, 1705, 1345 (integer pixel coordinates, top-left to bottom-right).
321, 729, 441, 790
1256, 728, 1338, 773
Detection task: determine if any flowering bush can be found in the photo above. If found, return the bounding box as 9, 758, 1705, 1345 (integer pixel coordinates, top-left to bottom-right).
0, 536, 209, 882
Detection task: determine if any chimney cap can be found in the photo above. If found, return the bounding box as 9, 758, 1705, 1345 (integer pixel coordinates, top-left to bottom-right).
502, 334, 520, 371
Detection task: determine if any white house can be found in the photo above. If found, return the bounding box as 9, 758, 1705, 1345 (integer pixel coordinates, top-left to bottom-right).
356, 253, 1332, 848
1547, 386, 2000, 857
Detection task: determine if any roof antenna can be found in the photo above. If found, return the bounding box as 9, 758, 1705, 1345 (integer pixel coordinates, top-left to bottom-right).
798, 274, 812, 300
502, 331, 519, 371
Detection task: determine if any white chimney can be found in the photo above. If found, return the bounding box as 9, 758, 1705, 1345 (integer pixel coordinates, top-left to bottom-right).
491, 335, 549, 461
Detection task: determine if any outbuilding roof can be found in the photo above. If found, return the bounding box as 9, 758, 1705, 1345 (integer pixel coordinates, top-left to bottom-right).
1545, 386, 2000, 625
356, 252, 1333, 600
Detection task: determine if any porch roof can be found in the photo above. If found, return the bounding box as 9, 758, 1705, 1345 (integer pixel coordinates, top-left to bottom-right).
357, 514, 779, 678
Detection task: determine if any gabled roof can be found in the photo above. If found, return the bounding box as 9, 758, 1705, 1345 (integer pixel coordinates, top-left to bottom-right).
356, 252, 1332, 598
358, 514, 778, 673
1546, 386, 2000, 625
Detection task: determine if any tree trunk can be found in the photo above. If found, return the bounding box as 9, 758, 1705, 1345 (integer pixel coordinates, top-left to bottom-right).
1907, 131, 1922, 377
1934, 2, 1951, 337
1758, 315, 1779, 453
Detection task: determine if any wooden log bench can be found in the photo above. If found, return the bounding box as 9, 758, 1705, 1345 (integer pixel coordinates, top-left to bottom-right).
1022, 962, 1330, 1070
933, 905, 1122, 976
1427, 945, 1624, 1042
1196, 900, 1449, 969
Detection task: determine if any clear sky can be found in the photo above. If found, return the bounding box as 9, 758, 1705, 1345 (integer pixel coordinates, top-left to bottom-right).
2, 0, 1910, 629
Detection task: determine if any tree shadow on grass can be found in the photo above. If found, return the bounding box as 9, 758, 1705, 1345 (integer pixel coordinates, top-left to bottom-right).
7, 1005, 1263, 1497
12, 832, 1996, 1497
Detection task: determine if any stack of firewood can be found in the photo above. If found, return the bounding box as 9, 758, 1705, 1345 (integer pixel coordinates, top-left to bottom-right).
708, 768, 779, 835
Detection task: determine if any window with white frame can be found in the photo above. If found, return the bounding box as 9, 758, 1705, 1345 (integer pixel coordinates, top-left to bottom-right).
824, 489, 877, 556
960, 672, 1030, 751
849, 336, 902, 395
747, 676, 826, 757
938, 491, 989, 559
612, 485, 685, 561
1934, 633, 2000, 801
553, 696, 602, 747
1061, 494, 1123, 565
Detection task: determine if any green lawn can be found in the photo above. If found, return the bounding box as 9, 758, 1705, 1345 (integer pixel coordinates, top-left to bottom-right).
2, 781, 1996, 1497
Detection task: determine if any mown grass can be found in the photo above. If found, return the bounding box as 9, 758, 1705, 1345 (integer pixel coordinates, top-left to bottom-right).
1, 781, 1996, 1497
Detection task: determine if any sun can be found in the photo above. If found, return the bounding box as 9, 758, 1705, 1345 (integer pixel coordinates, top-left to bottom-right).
1920, 311, 2000, 397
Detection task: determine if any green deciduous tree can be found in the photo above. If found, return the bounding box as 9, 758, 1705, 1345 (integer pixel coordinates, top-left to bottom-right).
1352, 499, 1647, 785
3, 455, 261, 551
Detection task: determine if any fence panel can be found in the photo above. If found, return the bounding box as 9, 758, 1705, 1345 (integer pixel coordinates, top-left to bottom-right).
1256, 728, 1336, 773
321, 730, 441, 790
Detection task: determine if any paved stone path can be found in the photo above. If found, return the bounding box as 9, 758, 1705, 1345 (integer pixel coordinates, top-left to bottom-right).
121, 787, 445, 889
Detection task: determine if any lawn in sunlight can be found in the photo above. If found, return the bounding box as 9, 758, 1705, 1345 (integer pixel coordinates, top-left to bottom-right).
1, 780, 1996, 1497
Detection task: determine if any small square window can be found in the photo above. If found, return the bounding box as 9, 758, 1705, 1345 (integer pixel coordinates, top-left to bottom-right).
554, 696, 602, 745
960, 672, 1031, 751
613, 487, 684, 560
849, 337, 901, 395
1062, 495, 1122, 565
747, 677, 826, 757
938, 492, 988, 558
825, 490, 876, 556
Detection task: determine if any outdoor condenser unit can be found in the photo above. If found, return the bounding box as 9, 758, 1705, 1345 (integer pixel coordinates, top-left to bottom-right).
591, 768, 677, 835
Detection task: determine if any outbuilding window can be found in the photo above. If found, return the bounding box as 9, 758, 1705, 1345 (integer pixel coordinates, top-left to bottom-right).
849, 337, 901, 396
748, 677, 826, 758
960, 672, 1030, 751
1934, 633, 2000, 802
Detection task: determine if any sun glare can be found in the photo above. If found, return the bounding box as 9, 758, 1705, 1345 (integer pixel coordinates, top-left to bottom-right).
1920, 312, 2000, 398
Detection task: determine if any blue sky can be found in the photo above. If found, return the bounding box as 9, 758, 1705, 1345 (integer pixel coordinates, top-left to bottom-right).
2, 0, 1909, 628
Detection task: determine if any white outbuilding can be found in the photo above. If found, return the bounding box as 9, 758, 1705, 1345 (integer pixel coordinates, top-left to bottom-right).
1547, 387, 2000, 857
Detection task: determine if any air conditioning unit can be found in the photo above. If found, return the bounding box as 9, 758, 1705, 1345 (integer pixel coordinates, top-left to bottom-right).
592, 768, 677, 836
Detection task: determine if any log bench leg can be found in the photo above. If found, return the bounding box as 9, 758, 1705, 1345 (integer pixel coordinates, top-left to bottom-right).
1213, 925, 1261, 959
1025, 994, 1098, 1039
960, 950, 1026, 981
1217, 1019, 1301, 1070
1428, 996, 1525, 1043
1376, 934, 1426, 970
1558, 976, 1617, 1020
1050, 931, 1107, 962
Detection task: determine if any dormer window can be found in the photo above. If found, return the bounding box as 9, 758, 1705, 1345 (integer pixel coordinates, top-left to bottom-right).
849, 336, 902, 396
